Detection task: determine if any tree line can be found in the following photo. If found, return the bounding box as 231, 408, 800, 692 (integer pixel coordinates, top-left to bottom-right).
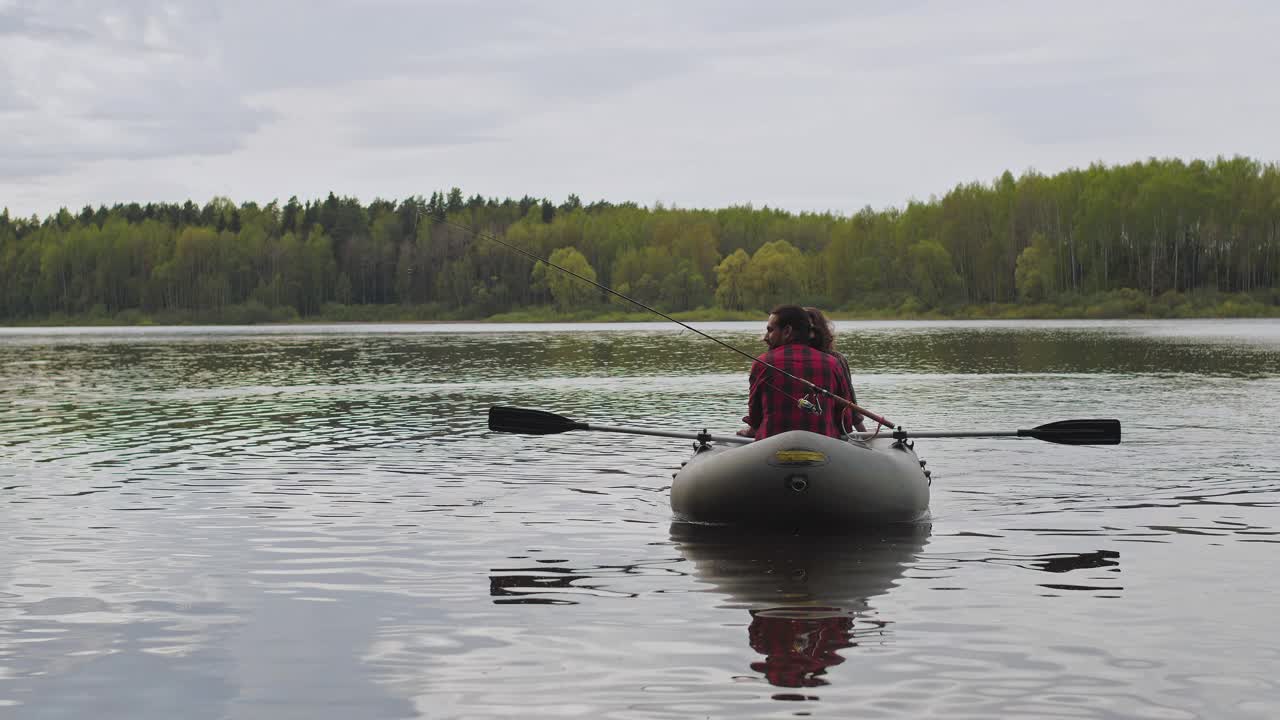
1, 156, 1278, 322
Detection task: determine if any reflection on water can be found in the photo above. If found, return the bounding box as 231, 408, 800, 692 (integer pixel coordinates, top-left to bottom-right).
746, 609, 857, 696
670, 522, 929, 610
489, 563, 650, 604
2, 320, 1279, 718
672, 522, 928, 696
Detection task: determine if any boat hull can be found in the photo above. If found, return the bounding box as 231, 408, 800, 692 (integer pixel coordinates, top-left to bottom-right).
670, 430, 931, 527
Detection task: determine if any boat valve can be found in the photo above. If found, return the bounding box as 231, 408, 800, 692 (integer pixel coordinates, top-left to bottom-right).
785, 474, 809, 493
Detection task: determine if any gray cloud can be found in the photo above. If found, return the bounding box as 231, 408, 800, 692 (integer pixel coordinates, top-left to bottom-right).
352, 107, 505, 149
960, 58, 1170, 146
215, 0, 541, 92
0, 1, 93, 41
475, 46, 703, 103
2, 0, 1279, 215
0, 1, 268, 178
337, 41, 710, 149
0, 64, 28, 112
673, 0, 918, 32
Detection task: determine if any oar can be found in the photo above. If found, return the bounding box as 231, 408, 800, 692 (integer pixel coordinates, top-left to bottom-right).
491, 406, 1121, 447
488, 406, 752, 445
851, 419, 1121, 446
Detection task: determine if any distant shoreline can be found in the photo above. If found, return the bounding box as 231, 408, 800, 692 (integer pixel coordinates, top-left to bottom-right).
3, 291, 1278, 328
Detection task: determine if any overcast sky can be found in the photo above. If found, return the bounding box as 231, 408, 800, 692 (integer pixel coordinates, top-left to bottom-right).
3, 0, 1278, 218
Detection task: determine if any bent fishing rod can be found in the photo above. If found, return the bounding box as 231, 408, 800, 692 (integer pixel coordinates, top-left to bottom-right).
434, 217, 896, 429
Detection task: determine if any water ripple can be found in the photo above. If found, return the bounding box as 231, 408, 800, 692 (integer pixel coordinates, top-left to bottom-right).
2, 322, 1278, 718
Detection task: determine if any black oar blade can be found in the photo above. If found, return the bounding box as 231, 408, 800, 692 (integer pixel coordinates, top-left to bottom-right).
488, 406, 585, 436
1020, 419, 1121, 445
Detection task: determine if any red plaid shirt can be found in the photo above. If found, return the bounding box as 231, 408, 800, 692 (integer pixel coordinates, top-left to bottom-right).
742, 342, 853, 440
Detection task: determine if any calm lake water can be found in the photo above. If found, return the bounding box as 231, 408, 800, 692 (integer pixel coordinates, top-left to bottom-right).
2, 319, 1278, 719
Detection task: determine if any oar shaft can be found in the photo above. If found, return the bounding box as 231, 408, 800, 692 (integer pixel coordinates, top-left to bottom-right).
585, 423, 751, 445
491, 406, 1119, 447
850, 429, 1019, 440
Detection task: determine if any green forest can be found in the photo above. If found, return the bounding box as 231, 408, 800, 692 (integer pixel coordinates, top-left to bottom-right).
2, 156, 1279, 324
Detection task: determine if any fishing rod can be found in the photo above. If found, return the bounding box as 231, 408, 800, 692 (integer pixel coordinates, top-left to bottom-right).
435, 216, 896, 429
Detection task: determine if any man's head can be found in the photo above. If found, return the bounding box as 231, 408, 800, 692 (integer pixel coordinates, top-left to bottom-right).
763, 304, 812, 349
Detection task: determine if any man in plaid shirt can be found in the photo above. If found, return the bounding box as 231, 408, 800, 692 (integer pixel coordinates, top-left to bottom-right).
737, 305, 854, 440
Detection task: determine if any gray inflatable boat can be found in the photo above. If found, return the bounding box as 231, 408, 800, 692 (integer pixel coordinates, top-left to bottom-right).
489, 406, 1118, 529
671, 430, 931, 527
486, 405, 930, 526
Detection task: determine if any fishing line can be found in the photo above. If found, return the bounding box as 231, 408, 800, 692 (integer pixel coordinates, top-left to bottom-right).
435, 217, 895, 428
435, 217, 757, 363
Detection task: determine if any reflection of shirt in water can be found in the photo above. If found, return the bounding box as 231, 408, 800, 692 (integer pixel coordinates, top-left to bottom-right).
747, 609, 855, 688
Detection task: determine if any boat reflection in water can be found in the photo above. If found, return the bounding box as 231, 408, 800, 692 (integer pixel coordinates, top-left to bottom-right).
670, 521, 930, 692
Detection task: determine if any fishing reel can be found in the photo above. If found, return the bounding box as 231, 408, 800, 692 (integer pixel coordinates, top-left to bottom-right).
797, 394, 823, 415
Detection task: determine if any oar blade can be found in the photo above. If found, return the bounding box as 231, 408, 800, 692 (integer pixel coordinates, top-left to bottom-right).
488, 406, 585, 435
1021, 419, 1121, 445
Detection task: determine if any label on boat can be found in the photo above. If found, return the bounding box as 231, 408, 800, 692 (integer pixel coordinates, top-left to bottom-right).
772, 450, 827, 465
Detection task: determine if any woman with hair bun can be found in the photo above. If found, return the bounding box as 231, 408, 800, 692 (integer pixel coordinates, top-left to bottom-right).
805, 307, 867, 433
